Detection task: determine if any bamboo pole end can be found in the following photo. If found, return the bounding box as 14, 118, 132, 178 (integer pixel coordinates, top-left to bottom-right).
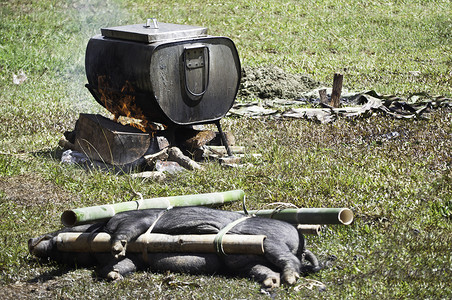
61, 210, 77, 227
338, 208, 354, 225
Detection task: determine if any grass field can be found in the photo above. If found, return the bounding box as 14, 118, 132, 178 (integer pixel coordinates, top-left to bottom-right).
0, 0, 451, 299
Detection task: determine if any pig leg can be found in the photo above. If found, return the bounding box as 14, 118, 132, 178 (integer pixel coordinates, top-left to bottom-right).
250, 265, 281, 289
104, 210, 162, 258
231, 217, 303, 285
98, 256, 140, 280
148, 253, 222, 274
98, 253, 223, 280
28, 234, 57, 258
262, 242, 302, 285
224, 255, 280, 288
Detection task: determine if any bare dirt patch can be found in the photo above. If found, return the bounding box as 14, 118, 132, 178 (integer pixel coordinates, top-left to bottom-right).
239, 65, 323, 100
0, 173, 77, 207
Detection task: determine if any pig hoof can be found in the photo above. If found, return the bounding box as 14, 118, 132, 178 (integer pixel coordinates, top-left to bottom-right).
111, 240, 127, 259
107, 269, 123, 281
282, 270, 300, 285
262, 274, 280, 289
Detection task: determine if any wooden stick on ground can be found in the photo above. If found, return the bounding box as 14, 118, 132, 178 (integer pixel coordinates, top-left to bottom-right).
319, 89, 328, 105
330, 73, 343, 108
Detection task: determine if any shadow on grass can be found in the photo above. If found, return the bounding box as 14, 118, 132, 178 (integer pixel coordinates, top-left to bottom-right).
32, 147, 64, 162
26, 258, 103, 284
32, 147, 144, 174
27, 261, 75, 284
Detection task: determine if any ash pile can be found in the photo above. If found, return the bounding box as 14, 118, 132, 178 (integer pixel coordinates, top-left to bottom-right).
59, 114, 241, 177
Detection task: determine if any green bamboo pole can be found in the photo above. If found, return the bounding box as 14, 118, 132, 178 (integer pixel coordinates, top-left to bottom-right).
61, 190, 245, 227
240, 208, 354, 225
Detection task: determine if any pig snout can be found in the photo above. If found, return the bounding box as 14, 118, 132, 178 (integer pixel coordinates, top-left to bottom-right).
28, 234, 55, 258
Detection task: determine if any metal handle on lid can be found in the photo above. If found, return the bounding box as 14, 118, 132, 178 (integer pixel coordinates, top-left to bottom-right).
144, 18, 159, 29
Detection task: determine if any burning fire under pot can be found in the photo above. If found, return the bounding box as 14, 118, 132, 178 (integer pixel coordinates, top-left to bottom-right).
84, 19, 241, 157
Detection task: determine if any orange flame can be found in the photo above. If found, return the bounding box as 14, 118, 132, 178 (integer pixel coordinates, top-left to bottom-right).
97, 76, 165, 133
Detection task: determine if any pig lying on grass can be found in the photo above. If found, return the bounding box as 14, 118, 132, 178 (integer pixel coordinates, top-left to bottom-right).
29, 207, 319, 289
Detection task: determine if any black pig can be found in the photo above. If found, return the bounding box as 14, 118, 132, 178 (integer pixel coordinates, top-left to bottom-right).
29, 207, 319, 289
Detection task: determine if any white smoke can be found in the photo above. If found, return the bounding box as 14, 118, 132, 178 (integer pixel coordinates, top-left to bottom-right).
64, 0, 132, 115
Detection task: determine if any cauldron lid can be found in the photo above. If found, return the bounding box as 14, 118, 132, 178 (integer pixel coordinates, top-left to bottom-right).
101, 22, 208, 43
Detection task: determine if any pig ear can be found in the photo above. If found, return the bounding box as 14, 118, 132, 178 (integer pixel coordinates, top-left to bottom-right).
104, 210, 151, 233
104, 213, 127, 233
105, 211, 133, 231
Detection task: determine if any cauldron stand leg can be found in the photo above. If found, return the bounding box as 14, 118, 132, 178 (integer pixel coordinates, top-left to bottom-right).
214, 120, 233, 157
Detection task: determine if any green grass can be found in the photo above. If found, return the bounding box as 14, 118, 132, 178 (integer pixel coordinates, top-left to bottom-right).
0, 0, 451, 299
126, 0, 452, 96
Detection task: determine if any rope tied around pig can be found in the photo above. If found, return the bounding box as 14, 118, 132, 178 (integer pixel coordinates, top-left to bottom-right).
264, 202, 299, 218
86, 224, 104, 257
213, 215, 252, 256
213, 195, 254, 256
132, 196, 297, 258
140, 207, 173, 262
127, 183, 145, 210
213, 199, 299, 256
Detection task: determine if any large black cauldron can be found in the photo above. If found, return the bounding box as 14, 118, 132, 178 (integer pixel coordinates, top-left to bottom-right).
85, 20, 241, 127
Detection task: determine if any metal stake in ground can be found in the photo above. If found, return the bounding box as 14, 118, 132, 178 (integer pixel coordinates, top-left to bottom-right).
215, 120, 233, 157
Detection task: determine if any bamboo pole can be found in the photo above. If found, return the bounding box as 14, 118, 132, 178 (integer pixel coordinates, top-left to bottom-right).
61, 190, 245, 227
296, 224, 322, 236
241, 208, 354, 225
55, 232, 265, 255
